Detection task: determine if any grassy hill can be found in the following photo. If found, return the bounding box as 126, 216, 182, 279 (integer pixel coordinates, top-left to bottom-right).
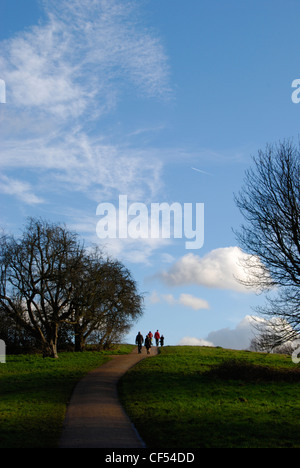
1, 344, 300, 448
0, 345, 135, 448
118, 346, 300, 448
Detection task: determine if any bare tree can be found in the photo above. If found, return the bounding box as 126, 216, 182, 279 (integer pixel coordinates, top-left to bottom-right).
72, 248, 144, 351
235, 140, 300, 344
0, 218, 85, 358
249, 316, 298, 353
0, 218, 144, 357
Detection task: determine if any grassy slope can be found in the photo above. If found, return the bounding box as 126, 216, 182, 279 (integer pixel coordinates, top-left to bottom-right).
118, 346, 300, 448
2, 345, 300, 448
0, 345, 134, 448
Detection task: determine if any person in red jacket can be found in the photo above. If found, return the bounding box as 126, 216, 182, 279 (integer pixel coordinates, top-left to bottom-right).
154, 330, 160, 346
148, 331, 153, 344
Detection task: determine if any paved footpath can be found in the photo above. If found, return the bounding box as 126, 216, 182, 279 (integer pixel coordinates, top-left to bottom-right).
59, 346, 158, 448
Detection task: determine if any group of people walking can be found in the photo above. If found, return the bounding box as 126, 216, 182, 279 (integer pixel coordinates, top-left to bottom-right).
135, 330, 165, 354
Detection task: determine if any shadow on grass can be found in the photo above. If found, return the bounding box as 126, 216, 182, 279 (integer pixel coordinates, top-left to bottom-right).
119, 359, 300, 448
205, 358, 300, 382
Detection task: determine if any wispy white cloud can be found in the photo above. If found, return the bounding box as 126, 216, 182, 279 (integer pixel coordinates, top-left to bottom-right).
0, 0, 171, 208
0, 174, 44, 205
1, 0, 170, 121
150, 290, 209, 310
0, 131, 164, 201
179, 293, 210, 310
62, 209, 171, 265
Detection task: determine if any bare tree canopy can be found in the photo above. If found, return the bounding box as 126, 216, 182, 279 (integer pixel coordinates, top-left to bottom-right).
234, 139, 300, 341
72, 247, 144, 351
0, 218, 86, 357
0, 218, 143, 357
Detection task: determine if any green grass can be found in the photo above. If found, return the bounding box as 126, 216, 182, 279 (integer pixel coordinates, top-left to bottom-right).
2, 344, 300, 448
0, 344, 135, 448
118, 346, 300, 448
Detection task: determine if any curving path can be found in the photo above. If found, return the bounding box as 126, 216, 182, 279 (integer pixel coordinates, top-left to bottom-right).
59, 346, 158, 448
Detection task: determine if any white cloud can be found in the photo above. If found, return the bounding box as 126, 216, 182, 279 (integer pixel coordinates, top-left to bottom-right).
66, 210, 172, 264
160, 252, 176, 264
205, 315, 257, 349
0, 0, 170, 208
178, 293, 210, 310
0, 174, 44, 205
100, 236, 171, 265
150, 291, 209, 310
1, 0, 170, 121
160, 246, 265, 292
149, 291, 161, 304
178, 337, 214, 347
0, 132, 164, 202
178, 315, 258, 350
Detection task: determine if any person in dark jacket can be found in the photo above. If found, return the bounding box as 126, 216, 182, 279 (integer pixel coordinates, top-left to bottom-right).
160, 335, 164, 346
145, 334, 151, 354
136, 332, 144, 353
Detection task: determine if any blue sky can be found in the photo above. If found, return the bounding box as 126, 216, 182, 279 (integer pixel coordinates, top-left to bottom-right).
1, 0, 300, 349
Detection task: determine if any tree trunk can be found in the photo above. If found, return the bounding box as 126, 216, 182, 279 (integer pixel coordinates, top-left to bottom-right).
74, 325, 85, 352
42, 324, 59, 358
42, 341, 58, 358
